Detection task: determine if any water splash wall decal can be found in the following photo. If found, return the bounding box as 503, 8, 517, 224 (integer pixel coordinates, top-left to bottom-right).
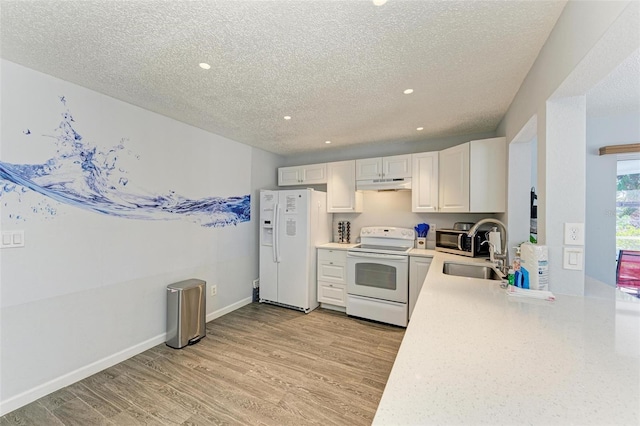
0, 97, 250, 227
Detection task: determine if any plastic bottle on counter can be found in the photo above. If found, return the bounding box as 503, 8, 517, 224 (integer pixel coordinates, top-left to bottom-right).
507, 268, 515, 286
512, 247, 524, 288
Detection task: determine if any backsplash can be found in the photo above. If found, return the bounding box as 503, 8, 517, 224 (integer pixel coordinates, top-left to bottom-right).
332, 191, 498, 248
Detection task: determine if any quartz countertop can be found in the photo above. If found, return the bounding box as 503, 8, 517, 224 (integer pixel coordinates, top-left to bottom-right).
408, 248, 437, 257
373, 252, 640, 425
316, 242, 359, 250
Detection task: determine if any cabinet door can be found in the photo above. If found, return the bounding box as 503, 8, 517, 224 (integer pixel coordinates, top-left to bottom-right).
301, 163, 327, 184
411, 152, 439, 212
327, 161, 363, 213
409, 257, 432, 319
383, 154, 412, 179
439, 142, 470, 212
470, 137, 506, 212
356, 158, 383, 180
278, 166, 302, 186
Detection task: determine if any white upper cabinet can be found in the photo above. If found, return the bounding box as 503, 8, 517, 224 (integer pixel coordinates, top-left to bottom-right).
327, 160, 363, 213
469, 137, 506, 213
355, 157, 383, 180
275, 138, 505, 213
383, 154, 412, 178
278, 163, 327, 186
437, 137, 506, 213
356, 154, 412, 180
439, 142, 470, 213
411, 152, 439, 213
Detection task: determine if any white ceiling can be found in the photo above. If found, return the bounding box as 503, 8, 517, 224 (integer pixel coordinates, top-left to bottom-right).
0, 0, 567, 156
587, 48, 640, 118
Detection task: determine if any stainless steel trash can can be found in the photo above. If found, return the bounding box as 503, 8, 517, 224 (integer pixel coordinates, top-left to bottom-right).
166, 279, 206, 349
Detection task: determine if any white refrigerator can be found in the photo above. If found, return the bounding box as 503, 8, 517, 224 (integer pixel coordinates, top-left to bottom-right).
259, 189, 331, 313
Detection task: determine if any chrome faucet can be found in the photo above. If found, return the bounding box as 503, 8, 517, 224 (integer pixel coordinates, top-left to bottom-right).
468, 218, 509, 276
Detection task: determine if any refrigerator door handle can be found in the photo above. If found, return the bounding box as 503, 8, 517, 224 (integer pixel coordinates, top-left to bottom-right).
274, 203, 281, 263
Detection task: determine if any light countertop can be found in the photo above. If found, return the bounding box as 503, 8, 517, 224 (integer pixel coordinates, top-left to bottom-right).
373, 252, 640, 425
316, 242, 359, 250
408, 248, 437, 258
317, 244, 437, 256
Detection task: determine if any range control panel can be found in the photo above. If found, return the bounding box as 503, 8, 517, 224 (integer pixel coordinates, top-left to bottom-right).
360, 227, 415, 240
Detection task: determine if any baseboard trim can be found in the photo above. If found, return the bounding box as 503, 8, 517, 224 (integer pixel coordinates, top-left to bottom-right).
319, 303, 347, 313
206, 297, 253, 323
0, 333, 166, 416
0, 297, 254, 417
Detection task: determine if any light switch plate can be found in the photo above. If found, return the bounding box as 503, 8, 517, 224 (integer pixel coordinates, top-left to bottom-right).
563, 247, 584, 270
564, 223, 585, 245
1, 231, 25, 248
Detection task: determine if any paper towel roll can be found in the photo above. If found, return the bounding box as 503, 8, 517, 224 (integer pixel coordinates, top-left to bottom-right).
488, 231, 502, 254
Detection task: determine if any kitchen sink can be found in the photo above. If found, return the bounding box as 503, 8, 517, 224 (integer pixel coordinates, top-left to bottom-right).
442, 262, 503, 281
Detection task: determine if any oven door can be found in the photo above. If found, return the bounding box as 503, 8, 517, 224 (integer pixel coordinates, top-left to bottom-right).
347, 252, 408, 303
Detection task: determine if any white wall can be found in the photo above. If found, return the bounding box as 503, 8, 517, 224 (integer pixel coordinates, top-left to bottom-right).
0, 60, 282, 414
497, 1, 639, 295
585, 111, 640, 287
498, 1, 633, 144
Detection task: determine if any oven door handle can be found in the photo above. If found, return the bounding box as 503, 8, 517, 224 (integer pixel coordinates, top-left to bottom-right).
347, 252, 407, 261
457, 233, 464, 251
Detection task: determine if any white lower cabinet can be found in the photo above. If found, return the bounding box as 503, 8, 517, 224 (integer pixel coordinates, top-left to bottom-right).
317, 248, 347, 307
409, 256, 432, 319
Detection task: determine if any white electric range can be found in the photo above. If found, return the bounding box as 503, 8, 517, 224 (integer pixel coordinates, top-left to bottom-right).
346, 227, 415, 327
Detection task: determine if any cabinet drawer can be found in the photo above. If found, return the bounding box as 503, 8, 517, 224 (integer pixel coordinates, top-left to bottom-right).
317, 249, 347, 263
318, 261, 346, 283
318, 282, 346, 307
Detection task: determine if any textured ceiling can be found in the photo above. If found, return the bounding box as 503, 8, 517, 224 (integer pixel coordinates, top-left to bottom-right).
0, 0, 567, 156
587, 48, 640, 118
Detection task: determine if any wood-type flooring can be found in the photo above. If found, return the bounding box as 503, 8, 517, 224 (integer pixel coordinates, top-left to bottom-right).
0, 303, 405, 425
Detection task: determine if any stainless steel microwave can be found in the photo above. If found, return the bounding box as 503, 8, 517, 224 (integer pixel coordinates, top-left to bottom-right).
435, 229, 490, 257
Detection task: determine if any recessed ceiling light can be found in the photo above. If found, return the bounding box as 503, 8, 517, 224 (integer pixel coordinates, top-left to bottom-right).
199, 63, 211, 70
325, 140, 332, 144
404, 89, 414, 94
284, 116, 291, 120
373, 0, 388, 6
417, 127, 424, 131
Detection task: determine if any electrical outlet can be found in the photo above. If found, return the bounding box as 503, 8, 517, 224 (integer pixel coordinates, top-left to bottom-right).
210, 285, 217, 296
564, 223, 584, 245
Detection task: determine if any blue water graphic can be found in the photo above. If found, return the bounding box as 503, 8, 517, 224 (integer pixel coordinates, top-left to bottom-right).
0, 98, 250, 227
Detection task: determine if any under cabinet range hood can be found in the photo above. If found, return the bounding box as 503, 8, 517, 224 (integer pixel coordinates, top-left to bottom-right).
356, 177, 412, 191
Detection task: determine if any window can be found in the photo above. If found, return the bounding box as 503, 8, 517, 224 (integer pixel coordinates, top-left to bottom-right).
616, 157, 640, 252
